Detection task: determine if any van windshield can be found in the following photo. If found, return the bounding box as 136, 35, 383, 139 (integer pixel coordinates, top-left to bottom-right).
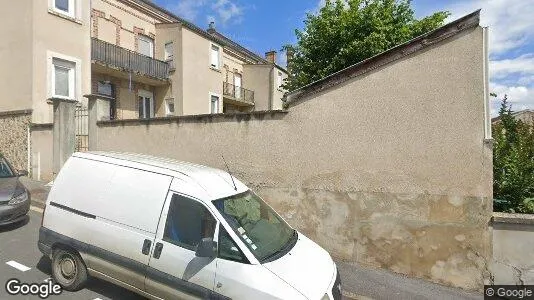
213, 191, 297, 263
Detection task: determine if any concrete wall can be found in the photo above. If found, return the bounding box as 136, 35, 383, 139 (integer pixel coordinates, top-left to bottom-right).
94, 26, 492, 290
0, 1, 33, 112
492, 213, 534, 285
0, 111, 31, 172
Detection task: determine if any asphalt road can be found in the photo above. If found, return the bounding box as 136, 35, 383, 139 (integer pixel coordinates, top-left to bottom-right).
0, 209, 145, 300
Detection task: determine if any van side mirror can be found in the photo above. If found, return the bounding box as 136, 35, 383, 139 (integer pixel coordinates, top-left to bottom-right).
17, 170, 28, 177
195, 238, 217, 258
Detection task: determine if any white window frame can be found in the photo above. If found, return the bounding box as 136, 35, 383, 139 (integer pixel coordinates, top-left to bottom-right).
210, 43, 221, 70
47, 51, 81, 101
50, 0, 76, 18
138, 35, 154, 58
164, 42, 174, 62
165, 99, 175, 117
138, 89, 154, 119
209, 93, 220, 114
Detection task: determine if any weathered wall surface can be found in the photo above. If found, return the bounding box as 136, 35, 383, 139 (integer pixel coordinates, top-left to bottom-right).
30, 124, 54, 182
492, 213, 534, 285
0, 111, 31, 171
95, 26, 492, 290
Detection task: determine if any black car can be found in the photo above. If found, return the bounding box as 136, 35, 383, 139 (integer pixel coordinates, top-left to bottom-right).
0, 156, 30, 225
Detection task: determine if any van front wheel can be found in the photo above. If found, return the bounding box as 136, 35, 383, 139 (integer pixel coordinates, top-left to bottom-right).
51, 248, 88, 291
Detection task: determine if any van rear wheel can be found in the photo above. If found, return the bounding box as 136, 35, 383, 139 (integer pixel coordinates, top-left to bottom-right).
51, 248, 88, 291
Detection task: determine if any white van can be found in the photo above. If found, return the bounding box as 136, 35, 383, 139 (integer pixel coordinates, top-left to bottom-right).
38, 152, 341, 300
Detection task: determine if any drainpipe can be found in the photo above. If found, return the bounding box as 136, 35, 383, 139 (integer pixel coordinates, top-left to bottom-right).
483, 27, 491, 140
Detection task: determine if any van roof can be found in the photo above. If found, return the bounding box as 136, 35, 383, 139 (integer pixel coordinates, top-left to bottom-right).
72, 151, 248, 200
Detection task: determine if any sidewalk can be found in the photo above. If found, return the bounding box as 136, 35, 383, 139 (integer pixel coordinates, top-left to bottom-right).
337, 261, 482, 300
19, 177, 482, 300
20, 177, 50, 209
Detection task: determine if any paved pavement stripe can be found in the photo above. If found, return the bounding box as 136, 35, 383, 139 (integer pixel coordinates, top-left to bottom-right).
6, 260, 31, 272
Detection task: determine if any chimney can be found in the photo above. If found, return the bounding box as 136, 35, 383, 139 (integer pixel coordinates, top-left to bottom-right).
265, 50, 277, 64
208, 21, 216, 33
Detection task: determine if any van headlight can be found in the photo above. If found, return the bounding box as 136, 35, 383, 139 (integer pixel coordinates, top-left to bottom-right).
9, 191, 28, 205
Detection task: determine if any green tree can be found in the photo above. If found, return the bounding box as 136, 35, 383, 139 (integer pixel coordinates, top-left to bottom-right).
492, 95, 534, 213
283, 0, 449, 91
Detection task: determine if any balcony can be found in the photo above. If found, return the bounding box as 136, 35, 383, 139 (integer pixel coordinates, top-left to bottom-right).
91, 38, 170, 81
223, 82, 255, 106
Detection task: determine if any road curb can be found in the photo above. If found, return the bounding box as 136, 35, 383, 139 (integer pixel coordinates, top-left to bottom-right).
30, 199, 45, 210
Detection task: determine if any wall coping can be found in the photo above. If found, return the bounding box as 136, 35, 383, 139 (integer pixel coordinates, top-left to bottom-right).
493, 212, 534, 225
0, 109, 32, 117
30, 123, 54, 130
97, 110, 289, 126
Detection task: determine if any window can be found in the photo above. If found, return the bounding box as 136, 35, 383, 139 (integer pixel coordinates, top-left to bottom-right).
0, 158, 15, 178
54, 0, 75, 17
218, 227, 249, 263
213, 191, 296, 263
97, 81, 113, 97
210, 95, 219, 114
52, 58, 75, 99
210, 44, 220, 69
138, 35, 154, 58
164, 42, 174, 61
277, 71, 283, 89
165, 99, 175, 116
138, 89, 154, 119
164, 194, 217, 251
234, 73, 242, 99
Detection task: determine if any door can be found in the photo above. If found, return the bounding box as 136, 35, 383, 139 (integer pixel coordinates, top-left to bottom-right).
138, 35, 154, 58
138, 89, 154, 119
145, 193, 218, 299
234, 73, 242, 99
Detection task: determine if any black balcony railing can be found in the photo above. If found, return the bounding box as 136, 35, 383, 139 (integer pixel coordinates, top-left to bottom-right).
91, 38, 170, 80
223, 82, 254, 104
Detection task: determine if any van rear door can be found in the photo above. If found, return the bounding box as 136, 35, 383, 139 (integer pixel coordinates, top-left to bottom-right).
144, 192, 220, 299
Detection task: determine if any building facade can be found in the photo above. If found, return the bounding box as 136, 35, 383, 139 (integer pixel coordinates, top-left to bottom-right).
0, 0, 287, 180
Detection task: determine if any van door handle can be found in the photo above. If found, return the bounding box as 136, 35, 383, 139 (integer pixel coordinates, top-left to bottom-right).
142, 239, 151, 255
153, 242, 163, 259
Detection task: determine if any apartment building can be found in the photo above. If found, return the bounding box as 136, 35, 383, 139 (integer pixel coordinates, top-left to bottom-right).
0, 0, 287, 180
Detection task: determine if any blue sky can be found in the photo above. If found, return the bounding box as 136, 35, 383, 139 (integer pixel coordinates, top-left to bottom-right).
155, 0, 534, 115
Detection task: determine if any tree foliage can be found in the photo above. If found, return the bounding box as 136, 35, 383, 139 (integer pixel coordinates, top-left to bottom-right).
283, 0, 449, 91
492, 96, 534, 213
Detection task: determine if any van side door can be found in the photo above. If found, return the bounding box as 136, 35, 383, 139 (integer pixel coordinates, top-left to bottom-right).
145, 193, 220, 299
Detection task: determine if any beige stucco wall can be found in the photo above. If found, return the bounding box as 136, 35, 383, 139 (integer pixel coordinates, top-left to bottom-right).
95, 26, 492, 290
492, 214, 534, 285
92, 0, 158, 53
272, 66, 287, 110
156, 23, 182, 115
31, 0, 91, 124
30, 125, 54, 182
243, 64, 272, 111
0, 1, 33, 112
181, 28, 223, 115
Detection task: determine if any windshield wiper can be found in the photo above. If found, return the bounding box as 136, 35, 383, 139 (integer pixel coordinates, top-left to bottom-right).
260, 230, 298, 263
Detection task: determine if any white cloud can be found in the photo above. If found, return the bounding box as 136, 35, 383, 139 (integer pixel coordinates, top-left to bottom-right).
490, 82, 534, 115
212, 0, 243, 25
447, 0, 534, 55
171, 0, 207, 21
490, 54, 534, 80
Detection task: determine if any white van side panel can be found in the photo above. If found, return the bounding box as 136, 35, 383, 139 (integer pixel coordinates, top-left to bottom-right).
43, 205, 151, 288
48, 157, 173, 234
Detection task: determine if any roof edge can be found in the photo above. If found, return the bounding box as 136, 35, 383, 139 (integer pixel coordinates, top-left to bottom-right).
285, 10, 481, 106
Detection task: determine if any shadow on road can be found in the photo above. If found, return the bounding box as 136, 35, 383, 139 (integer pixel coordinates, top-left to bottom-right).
0, 216, 29, 233
37, 256, 146, 299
